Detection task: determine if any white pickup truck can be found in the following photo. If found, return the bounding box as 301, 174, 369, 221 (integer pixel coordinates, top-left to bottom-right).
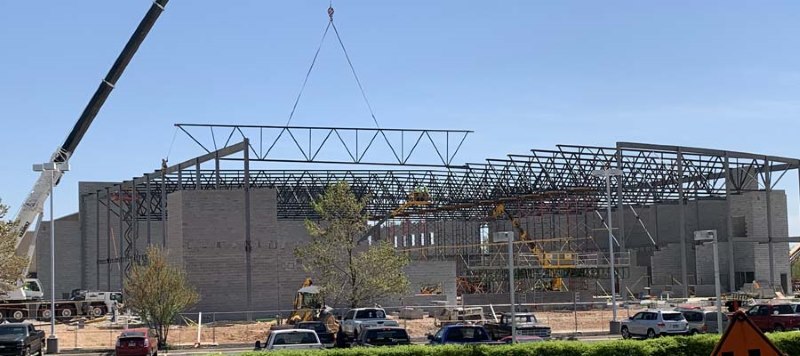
254, 329, 324, 351
340, 307, 399, 340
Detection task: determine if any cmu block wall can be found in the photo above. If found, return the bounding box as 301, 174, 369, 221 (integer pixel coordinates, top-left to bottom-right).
36, 213, 82, 299
167, 189, 312, 313
402, 260, 457, 306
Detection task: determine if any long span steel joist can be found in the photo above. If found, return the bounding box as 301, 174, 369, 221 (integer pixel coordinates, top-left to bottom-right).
84, 124, 800, 287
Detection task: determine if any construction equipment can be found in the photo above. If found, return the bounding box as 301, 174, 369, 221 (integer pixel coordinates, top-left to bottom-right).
9, 0, 169, 295
275, 278, 339, 334
490, 202, 572, 291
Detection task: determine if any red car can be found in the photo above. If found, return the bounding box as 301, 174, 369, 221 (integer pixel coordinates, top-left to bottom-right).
115, 328, 158, 356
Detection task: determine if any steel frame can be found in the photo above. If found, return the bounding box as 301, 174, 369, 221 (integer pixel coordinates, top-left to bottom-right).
84, 126, 800, 296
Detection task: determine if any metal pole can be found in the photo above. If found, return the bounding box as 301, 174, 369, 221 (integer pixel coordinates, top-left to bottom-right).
615, 149, 626, 302
677, 150, 689, 297
160, 173, 167, 248
49, 170, 56, 338
106, 188, 111, 290
96, 192, 100, 289
724, 155, 736, 292
713, 232, 723, 333
606, 174, 617, 323
508, 234, 516, 343
765, 158, 775, 290
244, 139, 253, 320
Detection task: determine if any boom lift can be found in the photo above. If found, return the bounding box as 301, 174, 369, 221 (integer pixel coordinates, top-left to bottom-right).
490, 202, 572, 291
6, 0, 169, 303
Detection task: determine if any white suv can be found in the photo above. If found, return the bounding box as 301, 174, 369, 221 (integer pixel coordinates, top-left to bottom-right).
621, 310, 688, 339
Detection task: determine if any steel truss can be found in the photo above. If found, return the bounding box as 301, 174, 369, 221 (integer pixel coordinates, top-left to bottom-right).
85, 126, 800, 296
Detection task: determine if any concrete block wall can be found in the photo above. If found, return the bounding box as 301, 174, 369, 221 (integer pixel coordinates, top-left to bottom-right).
401, 260, 457, 306
695, 241, 731, 292
650, 243, 690, 297
35, 213, 82, 299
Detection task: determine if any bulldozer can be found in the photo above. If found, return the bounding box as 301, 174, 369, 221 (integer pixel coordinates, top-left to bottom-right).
272, 278, 339, 333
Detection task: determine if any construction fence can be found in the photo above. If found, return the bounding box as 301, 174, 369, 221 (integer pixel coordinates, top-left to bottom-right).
36, 301, 666, 350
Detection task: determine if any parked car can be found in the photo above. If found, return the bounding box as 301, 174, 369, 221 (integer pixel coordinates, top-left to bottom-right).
427, 325, 501, 345
743, 304, 800, 332
255, 329, 324, 351
295, 321, 335, 348
621, 310, 688, 339
0, 323, 45, 356
340, 308, 399, 340
679, 309, 729, 334
115, 328, 157, 356
353, 326, 410, 347
484, 312, 551, 340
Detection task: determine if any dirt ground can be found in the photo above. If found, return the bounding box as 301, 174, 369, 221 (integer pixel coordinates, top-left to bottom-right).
43, 308, 623, 350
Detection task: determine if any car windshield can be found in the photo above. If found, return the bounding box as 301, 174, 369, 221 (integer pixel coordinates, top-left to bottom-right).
272, 332, 317, 345
0, 327, 27, 336
511, 315, 537, 323
23, 282, 40, 292
662, 313, 684, 321
365, 329, 409, 341
355, 309, 385, 319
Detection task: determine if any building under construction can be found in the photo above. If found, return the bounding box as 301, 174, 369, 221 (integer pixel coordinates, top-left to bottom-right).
33, 123, 799, 313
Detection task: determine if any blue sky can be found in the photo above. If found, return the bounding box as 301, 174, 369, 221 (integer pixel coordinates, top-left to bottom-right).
1, 1, 799, 233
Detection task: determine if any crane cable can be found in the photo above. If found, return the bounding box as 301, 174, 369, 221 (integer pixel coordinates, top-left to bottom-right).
286, 5, 382, 129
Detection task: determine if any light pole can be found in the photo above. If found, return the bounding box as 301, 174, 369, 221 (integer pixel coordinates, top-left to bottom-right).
494, 231, 516, 343
591, 168, 623, 334
33, 161, 70, 354
694, 230, 723, 333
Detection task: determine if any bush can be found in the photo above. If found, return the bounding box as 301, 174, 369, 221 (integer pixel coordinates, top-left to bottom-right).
240, 332, 800, 356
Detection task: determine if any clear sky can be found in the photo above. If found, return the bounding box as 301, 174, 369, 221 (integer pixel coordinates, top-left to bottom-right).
1, 1, 799, 234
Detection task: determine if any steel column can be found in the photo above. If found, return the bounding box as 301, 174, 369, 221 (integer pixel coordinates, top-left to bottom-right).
616, 149, 626, 300
161, 169, 167, 248
195, 158, 201, 189
244, 139, 253, 318
677, 149, 689, 297
118, 185, 124, 290
215, 152, 221, 189
723, 154, 736, 291
146, 174, 151, 246
95, 193, 100, 289
765, 158, 775, 289
106, 187, 111, 290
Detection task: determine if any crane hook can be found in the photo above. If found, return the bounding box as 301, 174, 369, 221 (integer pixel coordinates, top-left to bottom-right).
328, 6, 334, 21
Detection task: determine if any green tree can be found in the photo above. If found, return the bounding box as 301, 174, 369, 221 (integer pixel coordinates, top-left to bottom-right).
0, 201, 27, 292
295, 181, 409, 308
124, 246, 199, 348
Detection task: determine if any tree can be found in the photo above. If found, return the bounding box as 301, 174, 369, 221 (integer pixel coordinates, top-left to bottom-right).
295, 181, 409, 308
124, 246, 199, 348
0, 201, 27, 292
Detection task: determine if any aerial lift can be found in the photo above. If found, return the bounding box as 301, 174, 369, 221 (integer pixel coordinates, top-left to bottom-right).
6, 0, 170, 302
490, 202, 572, 291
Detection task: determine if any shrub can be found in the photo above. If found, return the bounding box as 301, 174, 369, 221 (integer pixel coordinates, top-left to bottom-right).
239, 332, 800, 356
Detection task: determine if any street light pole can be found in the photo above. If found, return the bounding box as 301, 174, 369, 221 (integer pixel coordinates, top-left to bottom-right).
33, 161, 69, 354
49, 169, 55, 342
695, 230, 723, 333
507, 233, 516, 344
591, 168, 623, 334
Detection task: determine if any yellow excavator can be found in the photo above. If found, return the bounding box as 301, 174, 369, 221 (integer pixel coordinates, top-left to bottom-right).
274, 278, 339, 333
490, 202, 570, 291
